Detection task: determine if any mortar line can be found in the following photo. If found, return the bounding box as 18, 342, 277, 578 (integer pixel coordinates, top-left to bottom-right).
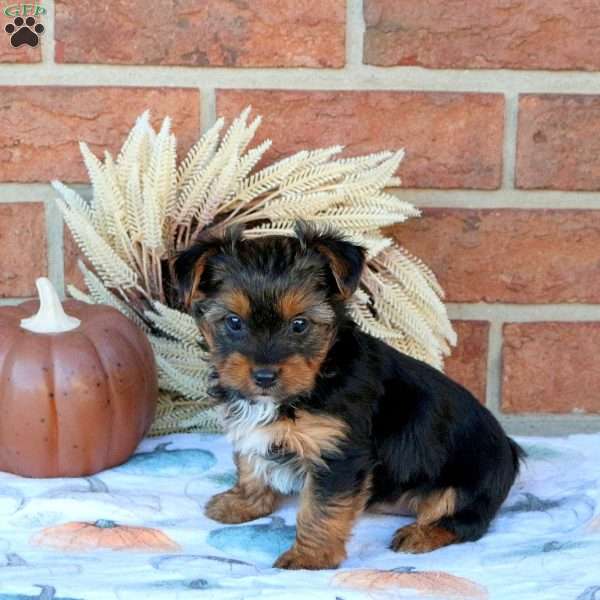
400, 189, 600, 209
40, 0, 55, 66
0, 298, 31, 306
500, 415, 600, 436
447, 303, 600, 321
7, 63, 600, 94
502, 91, 519, 190
201, 88, 217, 133
346, 0, 364, 67
485, 320, 503, 415
44, 196, 65, 298
3, 185, 600, 209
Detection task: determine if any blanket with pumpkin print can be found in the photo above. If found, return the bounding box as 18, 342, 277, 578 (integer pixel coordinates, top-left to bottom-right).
0, 433, 598, 600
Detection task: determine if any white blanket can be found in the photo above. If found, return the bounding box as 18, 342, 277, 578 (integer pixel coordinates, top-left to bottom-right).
0, 433, 599, 599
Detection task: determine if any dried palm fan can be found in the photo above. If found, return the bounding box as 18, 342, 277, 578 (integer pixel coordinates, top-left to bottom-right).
53, 108, 456, 435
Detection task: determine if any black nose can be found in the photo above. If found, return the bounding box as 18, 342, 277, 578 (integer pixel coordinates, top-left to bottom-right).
252, 368, 278, 389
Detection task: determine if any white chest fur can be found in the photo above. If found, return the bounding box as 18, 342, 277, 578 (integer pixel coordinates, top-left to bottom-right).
221, 399, 308, 495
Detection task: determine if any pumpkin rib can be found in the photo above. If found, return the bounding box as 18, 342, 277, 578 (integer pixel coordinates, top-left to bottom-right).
105, 323, 157, 436
0, 338, 20, 470
67, 524, 90, 550
110, 330, 158, 438
76, 328, 115, 468
48, 523, 79, 551
144, 527, 177, 549
116, 527, 136, 549
60, 329, 115, 475
103, 327, 151, 445
0, 333, 59, 475
106, 327, 155, 441
45, 336, 60, 475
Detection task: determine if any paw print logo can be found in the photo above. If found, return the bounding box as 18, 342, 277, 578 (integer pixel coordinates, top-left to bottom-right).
5, 16, 44, 48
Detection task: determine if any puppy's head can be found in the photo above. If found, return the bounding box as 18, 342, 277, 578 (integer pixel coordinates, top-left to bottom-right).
173, 223, 365, 403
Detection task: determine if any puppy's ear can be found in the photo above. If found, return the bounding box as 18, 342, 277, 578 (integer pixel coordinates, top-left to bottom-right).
172, 238, 219, 309
296, 222, 365, 299
172, 226, 243, 309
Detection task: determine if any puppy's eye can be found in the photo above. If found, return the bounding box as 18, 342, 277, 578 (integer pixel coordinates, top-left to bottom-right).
291, 317, 309, 334
225, 314, 243, 333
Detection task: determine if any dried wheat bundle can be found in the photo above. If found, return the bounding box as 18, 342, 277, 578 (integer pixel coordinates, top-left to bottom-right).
53, 108, 456, 435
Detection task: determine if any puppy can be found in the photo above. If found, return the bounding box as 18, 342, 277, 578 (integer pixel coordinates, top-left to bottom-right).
174, 223, 523, 570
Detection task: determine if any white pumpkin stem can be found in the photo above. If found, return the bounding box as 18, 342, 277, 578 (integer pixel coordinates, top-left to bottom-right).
20, 277, 81, 334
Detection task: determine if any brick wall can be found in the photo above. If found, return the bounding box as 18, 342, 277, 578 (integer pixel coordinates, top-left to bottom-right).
1, 0, 599, 435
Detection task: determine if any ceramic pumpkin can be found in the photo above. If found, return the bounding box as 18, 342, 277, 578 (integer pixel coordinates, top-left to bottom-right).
0, 278, 157, 478
31, 519, 180, 552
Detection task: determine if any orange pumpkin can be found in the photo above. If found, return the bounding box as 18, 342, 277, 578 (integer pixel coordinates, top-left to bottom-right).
0, 278, 157, 477
333, 568, 488, 600
31, 519, 180, 552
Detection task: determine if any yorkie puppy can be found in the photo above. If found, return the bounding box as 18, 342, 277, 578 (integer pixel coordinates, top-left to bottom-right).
174, 223, 523, 570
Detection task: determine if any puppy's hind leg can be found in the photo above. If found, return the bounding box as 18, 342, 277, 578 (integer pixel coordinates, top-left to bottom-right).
205, 453, 280, 524
391, 488, 492, 553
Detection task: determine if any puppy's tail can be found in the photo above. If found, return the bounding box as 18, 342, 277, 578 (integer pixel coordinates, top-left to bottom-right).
508, 437, 526, 475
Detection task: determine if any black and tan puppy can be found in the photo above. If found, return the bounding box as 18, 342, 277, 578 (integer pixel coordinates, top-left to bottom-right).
174, 223, 523, 570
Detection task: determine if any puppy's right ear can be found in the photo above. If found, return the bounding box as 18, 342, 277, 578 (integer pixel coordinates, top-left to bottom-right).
172, 236, 221, 310
173, 225, 244, 310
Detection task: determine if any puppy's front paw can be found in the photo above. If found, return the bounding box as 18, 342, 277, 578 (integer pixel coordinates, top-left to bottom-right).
273, 546, 344, 570
205, 491, 252, 524
204, 490, 273, 524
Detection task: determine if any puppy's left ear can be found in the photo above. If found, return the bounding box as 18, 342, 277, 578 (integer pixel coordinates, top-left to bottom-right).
297, 223, 366, 299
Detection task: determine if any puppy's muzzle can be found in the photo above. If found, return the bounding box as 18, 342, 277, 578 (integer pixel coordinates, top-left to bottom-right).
252, 368, 279, 389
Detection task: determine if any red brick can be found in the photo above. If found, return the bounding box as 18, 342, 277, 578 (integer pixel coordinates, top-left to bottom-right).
0, 87, 200, 183
445, 321, 489, 402
517, 95, 600, 190
364, 0, 600, 70
55, 0, 344, 68
0, 203, 47, 297
391, 209, 600, 303
217, 90, 504, 189
502, 323, 600, 414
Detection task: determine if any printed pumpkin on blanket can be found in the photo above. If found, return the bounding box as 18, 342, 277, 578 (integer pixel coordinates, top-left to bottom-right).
31, 519, 180, 552
0, 278, 158, 477
333, 567, 488, 600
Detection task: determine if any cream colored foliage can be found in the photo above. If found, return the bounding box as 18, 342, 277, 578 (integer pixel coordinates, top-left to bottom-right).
53, 108, 455, 436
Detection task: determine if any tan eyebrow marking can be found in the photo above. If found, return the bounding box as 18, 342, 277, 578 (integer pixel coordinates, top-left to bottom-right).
221, 289, 252, 319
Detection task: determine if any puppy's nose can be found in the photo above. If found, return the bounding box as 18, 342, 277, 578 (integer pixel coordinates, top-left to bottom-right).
252, 368, 278, 389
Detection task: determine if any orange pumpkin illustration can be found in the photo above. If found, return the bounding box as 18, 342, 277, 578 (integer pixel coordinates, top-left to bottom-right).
333, 567, 488, 599
30, 519, 180, 552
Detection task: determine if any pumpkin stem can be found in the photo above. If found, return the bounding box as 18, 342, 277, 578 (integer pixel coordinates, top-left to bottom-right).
34, 585, 56, 600
154, 442, 172, 453
94, 519, 117, 529
269, 516, 286, 529
20, 278, 81, 334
